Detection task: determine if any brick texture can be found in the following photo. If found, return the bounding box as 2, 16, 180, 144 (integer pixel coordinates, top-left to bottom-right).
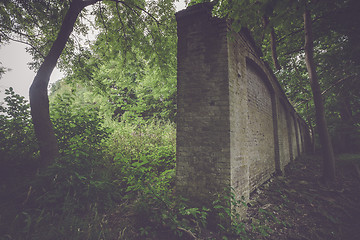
176, 3, 309, 218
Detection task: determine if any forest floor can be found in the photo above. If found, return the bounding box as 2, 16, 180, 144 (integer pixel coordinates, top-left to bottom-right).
231, 153, 360, 240
109, 153, 360, 240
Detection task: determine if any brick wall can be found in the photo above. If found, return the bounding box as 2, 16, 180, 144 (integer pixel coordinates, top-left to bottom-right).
176, 3, 231, 207
176, 3, 309, 216
245, 61, 275, 192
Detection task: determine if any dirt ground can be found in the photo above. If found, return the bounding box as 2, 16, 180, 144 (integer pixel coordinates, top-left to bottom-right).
109, 154, 360, 239
238, 154, 360, 240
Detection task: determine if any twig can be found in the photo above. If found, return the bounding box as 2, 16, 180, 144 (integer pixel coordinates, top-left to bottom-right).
22, 186, 32, 205
0, 31, 45, 59
111, 0, 160, 25
353, 163, 360, 180
0, 23, 42, 38
98, 1, 109, 40
177, 227, 197, 239
321, 75, 354, 96
294, 75, 354, 107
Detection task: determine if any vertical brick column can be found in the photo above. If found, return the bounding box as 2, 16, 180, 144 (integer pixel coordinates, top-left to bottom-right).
175, 3, 231, 208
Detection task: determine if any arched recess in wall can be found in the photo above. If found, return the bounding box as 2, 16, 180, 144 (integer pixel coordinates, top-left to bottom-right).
278, 98, 292, 169
293, 115, 301, 157
245, 57, 280, 191
289, 112, 299, 159
297, 119, 303, 153
301, 121, 311, 153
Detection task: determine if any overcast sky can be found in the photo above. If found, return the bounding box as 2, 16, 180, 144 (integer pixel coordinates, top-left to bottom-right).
0, 1, 186, 104
0, 42, 63, 103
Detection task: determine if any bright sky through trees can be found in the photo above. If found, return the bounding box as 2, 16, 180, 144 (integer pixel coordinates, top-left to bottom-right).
0, 42, 63, 102
0, 0, 186, 102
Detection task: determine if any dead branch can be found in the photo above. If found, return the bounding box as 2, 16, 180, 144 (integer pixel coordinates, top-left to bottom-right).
177, 227, 197, 239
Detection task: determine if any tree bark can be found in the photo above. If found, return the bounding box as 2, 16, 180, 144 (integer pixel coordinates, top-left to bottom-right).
29, 0, 96, 168
306, 103, 315, 153
303, 7, 336, 182
262, 16, 281, 70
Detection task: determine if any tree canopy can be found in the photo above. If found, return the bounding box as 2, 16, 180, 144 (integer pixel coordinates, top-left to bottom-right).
1, 0, 177, 167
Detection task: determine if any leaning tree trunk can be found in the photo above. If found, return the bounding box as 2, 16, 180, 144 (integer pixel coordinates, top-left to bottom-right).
303, 7, 336, 182
262, 16, 281, 70
306, 105, 316, 153
29, 0, 91, 168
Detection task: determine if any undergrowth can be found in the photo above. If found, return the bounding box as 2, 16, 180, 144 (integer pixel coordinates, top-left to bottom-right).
0, 89, 209, 239
2, 89, 359, 239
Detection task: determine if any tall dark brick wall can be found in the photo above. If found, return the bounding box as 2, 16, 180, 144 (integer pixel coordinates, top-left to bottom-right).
176, 3, 309, 214
176, 4, 230, 207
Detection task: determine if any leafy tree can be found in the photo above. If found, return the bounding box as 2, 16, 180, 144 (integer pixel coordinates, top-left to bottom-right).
67, 0, 177, 122
0, 0, 177, 168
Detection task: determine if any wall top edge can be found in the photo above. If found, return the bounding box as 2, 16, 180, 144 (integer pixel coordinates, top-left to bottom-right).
175, 2, 215, 20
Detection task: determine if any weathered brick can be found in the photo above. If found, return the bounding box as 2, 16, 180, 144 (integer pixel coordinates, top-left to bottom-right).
175, 3, 309, 220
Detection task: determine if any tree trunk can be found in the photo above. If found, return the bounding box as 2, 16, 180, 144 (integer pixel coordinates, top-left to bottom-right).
262, 16, 281, 70
29, 0, 87, 168
303, 7, 336, 182
306, 103, 315, 153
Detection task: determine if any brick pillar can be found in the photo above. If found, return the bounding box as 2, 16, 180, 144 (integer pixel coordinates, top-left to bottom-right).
176, 3, 231, 208
176, 3, 251, 219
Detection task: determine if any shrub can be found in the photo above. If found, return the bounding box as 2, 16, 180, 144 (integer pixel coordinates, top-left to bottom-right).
0, 88, 39, 238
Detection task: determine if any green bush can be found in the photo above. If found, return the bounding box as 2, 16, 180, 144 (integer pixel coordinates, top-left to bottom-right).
0, 88, 39, 178
0, 89, 120, 239
1, 88, 204, 239
0, 88, 39, 238
104, 121, 211, 238
213, 187, 290, 240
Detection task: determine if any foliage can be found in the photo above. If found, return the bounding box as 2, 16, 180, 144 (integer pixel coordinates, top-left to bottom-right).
212, 188, 288, 240
0, 62, 6, 78
50, 88, 109, 154
0, 88, 38, 166
336, 153, 360, 166
0, 88, 118, 239
104, 120, 188, 237
1, 88, 191, 239
0, 0, 89, 70
0, 88, 39, 238
66, 0, 178, 122
67, 116, 206, 238
0, 88, 39, 212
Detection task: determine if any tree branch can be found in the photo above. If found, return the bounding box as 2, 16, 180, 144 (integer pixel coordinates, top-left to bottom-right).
115, 1, 127, 41
111, 0, 160, 25
277, 15, 323, 44
80, 0, 102, 8
97, 1, 110, 49
0, 30, 45, 59
277, 27, 304, 44
0, 24, 42, 38
294, 75, 355, 107
284, 47, 305, 56
321, 75, 354, 96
